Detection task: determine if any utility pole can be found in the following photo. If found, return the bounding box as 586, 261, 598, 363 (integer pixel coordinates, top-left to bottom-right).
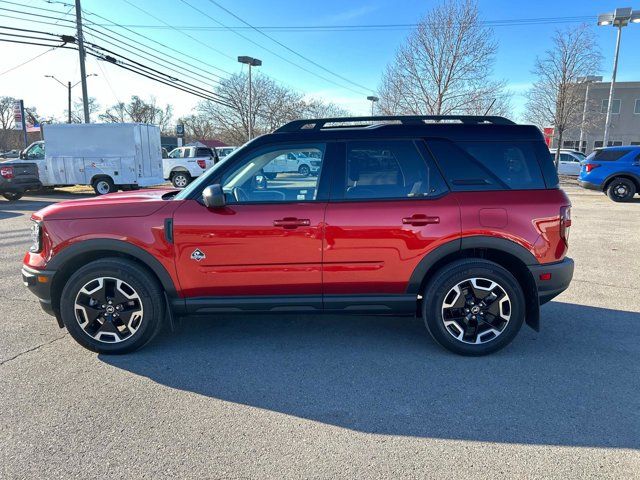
67, 81, 72, 124
602, 25, 622, 147
75, 0, 90, 123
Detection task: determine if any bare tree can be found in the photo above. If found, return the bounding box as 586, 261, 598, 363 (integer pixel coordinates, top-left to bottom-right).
99, 95, 173, 129
525, 25, 602, 163
66, 97, 100, 123
0, 96, 17, 130
378, 0, 510, 117
197, 73, 349, 145
178, 113, 216, 143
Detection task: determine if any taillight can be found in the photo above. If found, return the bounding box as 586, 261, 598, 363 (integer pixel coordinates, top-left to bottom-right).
197, 159, 206, 169
1, 166, 14, 179
584, 163, 600, 173
560, 206, 571, 245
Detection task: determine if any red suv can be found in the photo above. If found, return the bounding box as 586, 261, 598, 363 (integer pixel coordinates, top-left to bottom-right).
22, 116, 574, 356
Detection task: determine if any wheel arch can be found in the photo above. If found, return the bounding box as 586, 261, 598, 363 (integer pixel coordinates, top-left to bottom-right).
90, 174, 114, 185
602, 172, 640, 191
47, 239, 179, 315
408, 236, 540, 331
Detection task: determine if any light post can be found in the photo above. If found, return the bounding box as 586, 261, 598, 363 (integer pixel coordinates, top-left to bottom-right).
597, 8, 640, 146
45, 74, 97, 123
577, 75, 602, 153
237, 56, 262, 140
367, 96, 379, 116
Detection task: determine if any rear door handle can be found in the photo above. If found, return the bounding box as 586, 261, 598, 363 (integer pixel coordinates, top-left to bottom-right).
402, 214, 440, 226
273, 217, 311, 229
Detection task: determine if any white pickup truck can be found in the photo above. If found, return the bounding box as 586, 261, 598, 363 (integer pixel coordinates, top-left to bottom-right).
163, 146, 218, 188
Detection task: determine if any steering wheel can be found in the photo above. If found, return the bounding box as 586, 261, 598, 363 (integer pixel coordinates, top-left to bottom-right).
232, 186, 249, 202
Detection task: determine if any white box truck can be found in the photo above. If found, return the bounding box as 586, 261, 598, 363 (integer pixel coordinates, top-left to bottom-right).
20, 123, 165, 195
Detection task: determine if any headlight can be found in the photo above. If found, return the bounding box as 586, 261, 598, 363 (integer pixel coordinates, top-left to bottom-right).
29, 220, 42, 253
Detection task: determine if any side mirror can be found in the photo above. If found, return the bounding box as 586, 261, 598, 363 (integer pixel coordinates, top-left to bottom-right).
255, 174, 267, 190
19, 151, 26, 160
202, 184, 225, 208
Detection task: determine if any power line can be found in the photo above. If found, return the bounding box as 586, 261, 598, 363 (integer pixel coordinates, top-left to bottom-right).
120, 0, 235, 62
0, 44, 56, 76
177, 0, 372, 96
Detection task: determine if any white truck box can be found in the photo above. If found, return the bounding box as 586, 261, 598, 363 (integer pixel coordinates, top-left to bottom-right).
40, 123, 164, 193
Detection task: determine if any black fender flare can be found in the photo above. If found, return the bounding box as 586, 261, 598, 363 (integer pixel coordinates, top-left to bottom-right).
406, 236, 538, 295
602, 171, 640, 190
47, 238, 179, 297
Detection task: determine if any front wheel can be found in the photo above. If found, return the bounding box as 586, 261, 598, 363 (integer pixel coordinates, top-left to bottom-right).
606, 177, 636, 202
2, 191, 23, 201
60, 258, 165, 354
171, 171, 191, 188
298, 164, 310, 177
422, 259, 525, 356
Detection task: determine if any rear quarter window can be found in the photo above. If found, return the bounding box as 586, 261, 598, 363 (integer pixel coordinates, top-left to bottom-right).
587, 149, 631, 161
426, 139, 552, 191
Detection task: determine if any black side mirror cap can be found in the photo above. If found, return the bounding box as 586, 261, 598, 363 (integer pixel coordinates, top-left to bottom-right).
19, 152, 26, 159
202, 184, 225, 208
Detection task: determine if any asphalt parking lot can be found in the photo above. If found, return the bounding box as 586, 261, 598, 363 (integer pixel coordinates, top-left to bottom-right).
1, 184, 639, 479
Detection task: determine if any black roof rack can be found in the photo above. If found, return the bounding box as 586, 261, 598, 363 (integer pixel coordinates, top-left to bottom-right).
274, 115, 515, 133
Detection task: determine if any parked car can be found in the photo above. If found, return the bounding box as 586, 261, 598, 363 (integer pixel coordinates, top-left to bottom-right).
16, 124, 165, 195
551, 149, 586, 176
578, 146, 640, 202
1, 149, 21, 159
217, 146, 237, 158
22, 115, 573, 356
163, 146, 217, 188
262, 152, 320, 179
0, 161, 41, 201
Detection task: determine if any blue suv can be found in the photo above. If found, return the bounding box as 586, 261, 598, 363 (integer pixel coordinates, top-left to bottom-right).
578, 146, 640, 202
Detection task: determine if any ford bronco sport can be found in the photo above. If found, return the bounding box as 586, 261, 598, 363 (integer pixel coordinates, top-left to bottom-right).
22, 116, 574, 356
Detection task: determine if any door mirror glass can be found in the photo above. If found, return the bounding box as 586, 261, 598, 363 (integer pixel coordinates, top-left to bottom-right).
202, 184, 226, 208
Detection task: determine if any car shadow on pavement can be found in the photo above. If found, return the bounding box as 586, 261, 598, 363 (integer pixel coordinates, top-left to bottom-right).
100, 301, 640, 449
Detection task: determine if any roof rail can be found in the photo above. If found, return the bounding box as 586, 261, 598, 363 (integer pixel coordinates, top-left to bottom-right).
274, 115, 515, 133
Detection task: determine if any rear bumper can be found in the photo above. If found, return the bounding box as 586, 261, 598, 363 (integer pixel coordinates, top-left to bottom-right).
21, 265, 57, 319
528, 257, 574, 305
577, 179, 601, 191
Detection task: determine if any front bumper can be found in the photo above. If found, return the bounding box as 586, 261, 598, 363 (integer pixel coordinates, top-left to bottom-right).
528, 257, 574, 305
577, 179, 601, 191
21, 265, 58, 320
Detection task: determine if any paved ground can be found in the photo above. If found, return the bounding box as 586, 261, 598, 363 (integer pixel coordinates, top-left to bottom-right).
1, 185, 639, 479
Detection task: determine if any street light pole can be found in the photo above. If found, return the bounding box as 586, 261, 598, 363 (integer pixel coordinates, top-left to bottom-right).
45, 74, 97, 123
238, 56, 262, 140
603, 25, 622, 146
366, 96, 379, 116
597, 8, 640, 146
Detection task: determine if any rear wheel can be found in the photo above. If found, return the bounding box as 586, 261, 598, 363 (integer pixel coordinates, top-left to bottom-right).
2, 191, 23, 201
422, 259, 525, 356
60, 258, 165, 354
606, 177, 636, 202
171, 171, 191, 188
92, 177, 116, 195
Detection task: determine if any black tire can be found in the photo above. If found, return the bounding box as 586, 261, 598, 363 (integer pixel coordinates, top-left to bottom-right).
606, 177, 636, 202
60, 258, 165, 354
298, 164, 311, 177
264, 172, 277, 180
92, 177, 116, 195
2, 191, 23, 201
171, 171, 191, 188
422, 259, 525, 356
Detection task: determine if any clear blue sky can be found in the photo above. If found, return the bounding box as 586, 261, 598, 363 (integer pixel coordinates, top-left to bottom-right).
4, 0, 640, 119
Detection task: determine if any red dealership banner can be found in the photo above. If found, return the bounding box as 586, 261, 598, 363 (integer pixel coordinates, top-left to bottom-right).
543, 127, 554, 147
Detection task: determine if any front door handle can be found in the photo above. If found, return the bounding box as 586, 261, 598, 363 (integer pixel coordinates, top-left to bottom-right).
273, 217, 311, 229
402, 214, 440, 226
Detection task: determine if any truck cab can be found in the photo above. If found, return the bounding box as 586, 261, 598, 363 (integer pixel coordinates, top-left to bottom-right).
163, 146, 218, 188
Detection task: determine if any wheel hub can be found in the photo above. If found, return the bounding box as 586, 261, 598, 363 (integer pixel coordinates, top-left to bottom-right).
441, 277, 511, 345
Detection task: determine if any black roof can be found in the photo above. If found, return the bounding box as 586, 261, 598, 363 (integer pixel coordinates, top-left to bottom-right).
262, 115, 543, 144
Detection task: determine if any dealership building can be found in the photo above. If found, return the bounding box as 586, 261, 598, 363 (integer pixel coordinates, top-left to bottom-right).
552, 79, 640, 153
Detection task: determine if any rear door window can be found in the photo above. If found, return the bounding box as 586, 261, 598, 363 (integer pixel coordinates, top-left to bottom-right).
426, 140, 547, 191
196, 147, 213, 157
340, 140, 447, 200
